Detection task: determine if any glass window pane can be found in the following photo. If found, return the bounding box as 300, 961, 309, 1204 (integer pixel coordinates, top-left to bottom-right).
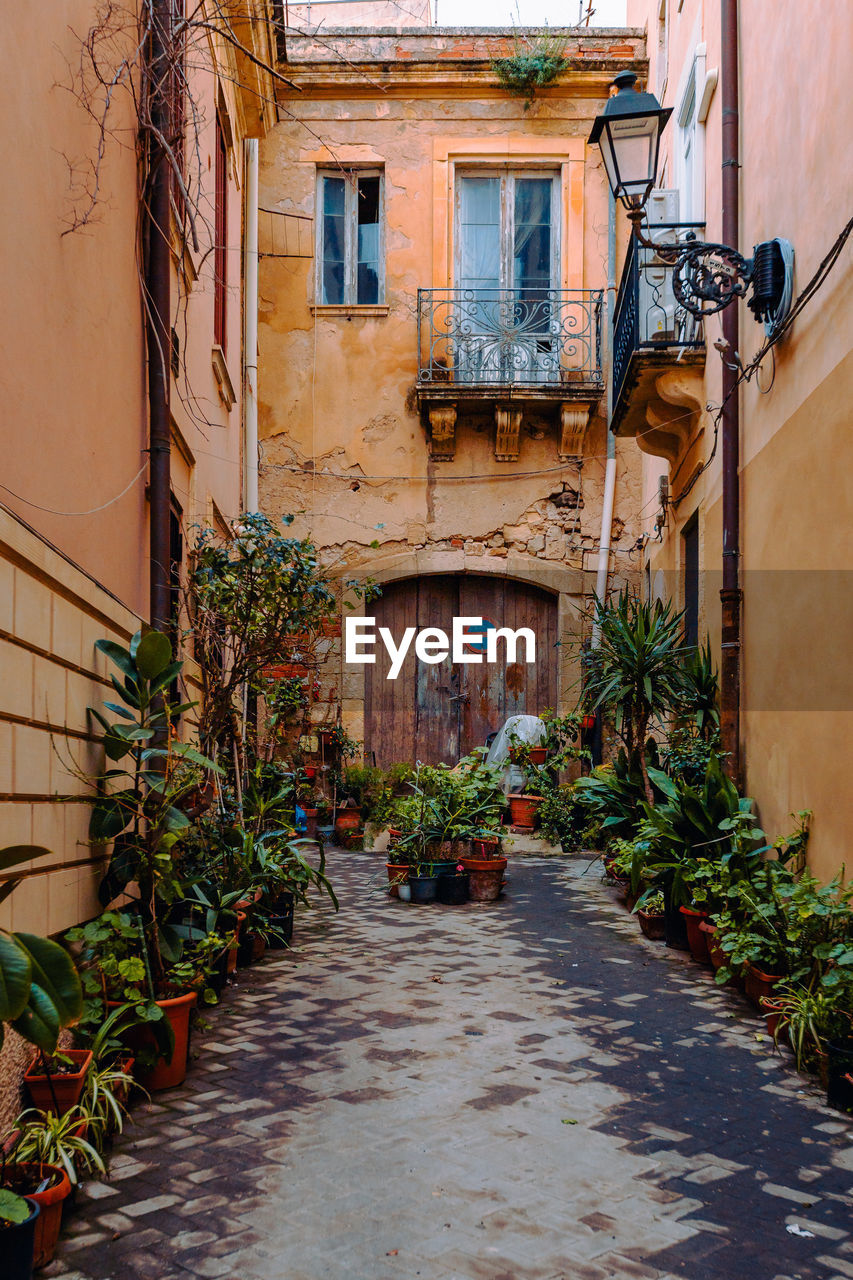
323, 259, 345, 305
323, 176, 345, 216
514, 178, 553, 291
459, 177, 501, 292
357, 176, 380, 227
460, 176, 500, 224
322, 210, 345, 304
357, 263, 379, 304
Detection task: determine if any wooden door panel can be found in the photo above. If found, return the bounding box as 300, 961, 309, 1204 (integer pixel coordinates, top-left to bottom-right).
415, 576, 459, 765
363, 575, 557, 768
363, 579, 419, 768
458, 576, 506, 755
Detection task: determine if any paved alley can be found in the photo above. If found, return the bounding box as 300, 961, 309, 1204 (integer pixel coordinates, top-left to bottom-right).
48, 854, 853, 1280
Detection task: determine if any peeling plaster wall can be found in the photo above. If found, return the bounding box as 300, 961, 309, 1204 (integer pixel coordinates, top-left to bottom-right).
258, 31, 647, 733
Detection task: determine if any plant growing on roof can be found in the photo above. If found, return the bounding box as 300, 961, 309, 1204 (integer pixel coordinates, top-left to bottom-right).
493, 28, 569, 108
579, 591, 690, 803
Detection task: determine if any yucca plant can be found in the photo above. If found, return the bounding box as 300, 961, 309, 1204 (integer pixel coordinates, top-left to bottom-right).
680, 638, 720, 741
581, 591, 690, 803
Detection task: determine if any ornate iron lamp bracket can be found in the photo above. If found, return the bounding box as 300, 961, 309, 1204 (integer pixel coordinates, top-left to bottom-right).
628, 210, 753, 318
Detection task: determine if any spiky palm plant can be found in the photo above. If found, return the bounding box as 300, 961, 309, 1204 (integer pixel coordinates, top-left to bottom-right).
582, 591, 690, 803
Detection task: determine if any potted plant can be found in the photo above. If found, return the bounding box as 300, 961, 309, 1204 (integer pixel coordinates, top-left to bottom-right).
0, 1192, 39, 1280
408, 860, 440, 905
768, 981, 853, 1086
1, 1159, 72, 1270
507, 790, 545, 830
84, 632, 225, 1089
385, 842, 410, 899
24, 1049, 93, 1117
0, 844, 83, 1275
435, 863, 469, 906
635, 890, 666, 941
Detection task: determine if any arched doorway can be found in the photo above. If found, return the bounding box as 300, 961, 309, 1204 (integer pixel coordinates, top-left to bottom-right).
363, 574, 558, 766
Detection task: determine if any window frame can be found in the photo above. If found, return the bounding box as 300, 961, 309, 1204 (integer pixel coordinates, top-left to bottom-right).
315, 167, 386, 307
453, 167, 561, 294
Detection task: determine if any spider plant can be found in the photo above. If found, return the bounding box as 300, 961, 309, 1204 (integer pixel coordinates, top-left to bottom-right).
769, 980, 853, 1072
81, 1062, 140, 1146
12, 1106, 105, 1185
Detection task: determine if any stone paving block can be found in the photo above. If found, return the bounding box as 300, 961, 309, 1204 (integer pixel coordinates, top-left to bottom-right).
48, 854, 853, 1280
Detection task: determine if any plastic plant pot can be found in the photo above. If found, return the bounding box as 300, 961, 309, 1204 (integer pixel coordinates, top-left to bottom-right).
436, 873, 469, 905
408, 875, 439, 904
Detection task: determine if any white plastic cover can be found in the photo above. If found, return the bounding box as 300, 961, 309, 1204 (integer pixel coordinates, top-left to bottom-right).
485, 714, 546, 795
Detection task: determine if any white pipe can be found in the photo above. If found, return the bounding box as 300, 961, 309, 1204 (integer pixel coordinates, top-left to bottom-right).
243, 138, 259, 513
591, 191, 618, 646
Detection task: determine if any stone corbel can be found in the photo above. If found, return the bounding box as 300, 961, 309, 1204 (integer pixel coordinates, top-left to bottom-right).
559, 403, 592, 460
495, 405, 523, 461
637, 368, 706, 463
427, 404, 457, 459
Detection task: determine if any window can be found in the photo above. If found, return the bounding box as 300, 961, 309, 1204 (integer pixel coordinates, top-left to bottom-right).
682, 515, 699, 649
676, 63, 700, 221
214, 115, 228, 351
455, 171, 558, 294
453, 170, 560, 383
317, 170, 384, 305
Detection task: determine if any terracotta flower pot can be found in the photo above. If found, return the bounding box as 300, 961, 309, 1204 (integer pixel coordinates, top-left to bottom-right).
699, 920, 726, 970
25, 1050, 92, 1116
385, 862, 409, 898
637, 909, 666, 941
744, 962, 784, 1009
460, 855, 507, 903
10, 1163, 71, 1269
471, 837, 499, 859
302, 807, 319, 838
528, 746, 547, 765
760, 996, 787, 1040
508, 794, 543, 829
131, 990, 197, 1092
680, 906, 711, 964
335, 809, 361, 834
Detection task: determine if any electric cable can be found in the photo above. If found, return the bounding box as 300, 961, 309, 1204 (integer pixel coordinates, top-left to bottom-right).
0, 462, 148, 518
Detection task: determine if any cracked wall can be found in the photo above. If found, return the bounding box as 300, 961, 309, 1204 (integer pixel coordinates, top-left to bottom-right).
257, 30, 646, 740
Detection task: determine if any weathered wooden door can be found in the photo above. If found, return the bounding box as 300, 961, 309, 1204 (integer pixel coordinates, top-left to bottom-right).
363, 575, 557, 767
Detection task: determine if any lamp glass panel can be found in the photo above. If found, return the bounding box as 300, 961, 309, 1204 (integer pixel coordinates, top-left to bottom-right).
608, 120, 656, 194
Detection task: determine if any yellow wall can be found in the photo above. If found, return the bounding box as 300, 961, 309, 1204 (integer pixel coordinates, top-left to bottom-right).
0, 1, 274, 938
628, 0, 853, 877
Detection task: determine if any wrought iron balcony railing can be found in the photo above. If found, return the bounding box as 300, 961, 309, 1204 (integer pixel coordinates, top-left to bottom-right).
417, 288, 604, 392
612, 222, 706, 411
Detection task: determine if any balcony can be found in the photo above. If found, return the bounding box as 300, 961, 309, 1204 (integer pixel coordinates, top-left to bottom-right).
416, 288, 604, 461
611, 224, 707, 461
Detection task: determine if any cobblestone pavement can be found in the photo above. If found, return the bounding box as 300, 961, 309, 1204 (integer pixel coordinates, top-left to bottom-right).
49, 853, 853, 1280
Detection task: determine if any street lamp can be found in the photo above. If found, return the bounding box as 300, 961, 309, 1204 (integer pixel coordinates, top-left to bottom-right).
588, 71, 672, 214
589, 73, 793, 327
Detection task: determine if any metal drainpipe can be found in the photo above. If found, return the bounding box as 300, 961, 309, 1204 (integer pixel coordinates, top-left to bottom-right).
147, 0, 173, 632
243, 139, 260, 514
591, 189, 618, 648
719, 0, 742, 781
